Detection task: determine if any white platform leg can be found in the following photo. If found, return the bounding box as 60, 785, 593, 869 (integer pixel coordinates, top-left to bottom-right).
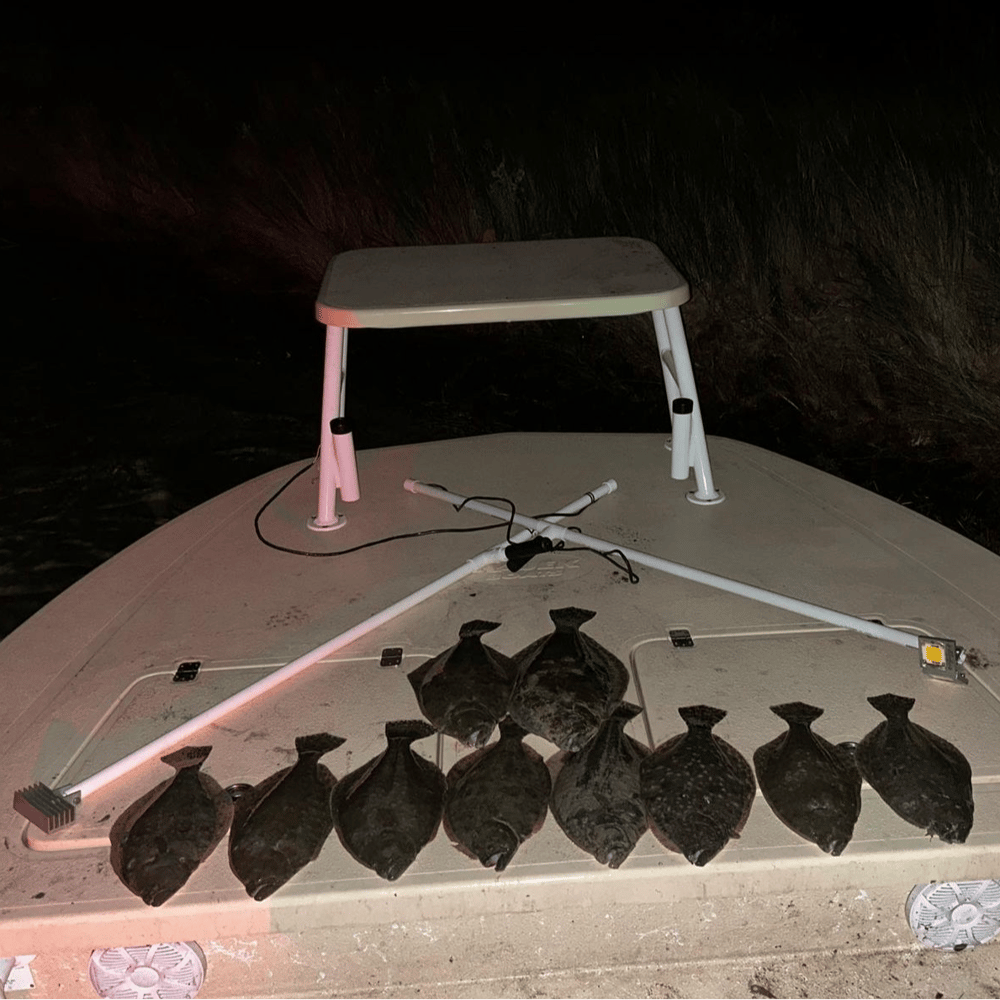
653, 307, 723, 504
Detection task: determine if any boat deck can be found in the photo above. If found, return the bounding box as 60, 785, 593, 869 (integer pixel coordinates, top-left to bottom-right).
2, 431, 999, 997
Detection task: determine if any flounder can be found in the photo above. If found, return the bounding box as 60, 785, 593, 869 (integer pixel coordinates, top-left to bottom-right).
753, 702, 861, 855
332, 720, 446, 881
408, 620, 516, 748
228, 733, 345, 900
444, 717, 551, 871
640, 705, 755, 866
550, 701, 650, 868
110, 745, 233, 906
508, 607, 628, 752
856, 692, 973, 843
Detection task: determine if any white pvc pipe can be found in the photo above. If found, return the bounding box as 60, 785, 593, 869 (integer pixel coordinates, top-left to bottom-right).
61, 481, 617, 803
404, 480, 922, 651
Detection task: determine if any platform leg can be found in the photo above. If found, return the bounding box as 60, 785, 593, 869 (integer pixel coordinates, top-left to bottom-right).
653, 307, 723, 504
310, 325, 349, 531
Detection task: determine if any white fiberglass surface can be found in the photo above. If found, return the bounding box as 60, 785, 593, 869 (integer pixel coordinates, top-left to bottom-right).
5, 433, 1000, 954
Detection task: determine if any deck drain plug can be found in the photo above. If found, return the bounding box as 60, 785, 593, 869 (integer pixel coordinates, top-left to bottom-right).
89, 941, 206, 999
906, 880, 1000, 950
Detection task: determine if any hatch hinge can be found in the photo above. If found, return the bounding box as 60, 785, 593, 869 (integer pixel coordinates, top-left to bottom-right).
380, 647, 403, 667
669, 629, 694, 648
919, 636, 967, 684
173, 660, 202, 682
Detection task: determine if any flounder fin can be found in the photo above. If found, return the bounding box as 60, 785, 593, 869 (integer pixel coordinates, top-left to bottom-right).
868, 693, 915, 719
407, 660, 435, 690
385, 719, 438, 742
611, 702, 644, 723
549, 607, 597, 631
295, 733, 346, 756
770, 702, 824, 726
161, 746, 211, 770
678, 704, 727, 729
459, 620, 502, 639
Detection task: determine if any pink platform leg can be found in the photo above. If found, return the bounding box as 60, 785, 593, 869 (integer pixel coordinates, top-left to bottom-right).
309, 324, 354, 530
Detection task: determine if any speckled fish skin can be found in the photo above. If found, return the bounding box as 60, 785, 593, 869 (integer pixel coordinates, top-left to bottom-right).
508, 608, 628, 753
110, 746, 233, 907
332, 720, 446, 881
551, 702, 650, 868
228, 733, 346, 900
753, 703, 861, 856
444, 717, 551, 872
408, 620, 516, 748
856, 693, 973, 843
640, 705, 755, 867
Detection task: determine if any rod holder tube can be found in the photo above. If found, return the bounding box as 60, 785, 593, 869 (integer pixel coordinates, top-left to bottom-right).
670, 398, 693, 480
331, 418, 360, 503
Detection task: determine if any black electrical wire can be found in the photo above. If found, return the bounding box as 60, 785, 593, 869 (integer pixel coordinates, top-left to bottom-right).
252, 459, 638, 582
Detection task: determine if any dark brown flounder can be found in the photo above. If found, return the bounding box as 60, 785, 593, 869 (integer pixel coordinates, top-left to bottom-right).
332, 720, 446, 881
408, 620, 516, 748
110, 746, 233, 906
753, 703, 861, 856
444, 717, 551, 871
640, 705, 755, 867
508, 607, 628, 752
229, 733, 345, 900
856, 693, 973, 843
550, 702, 650, 868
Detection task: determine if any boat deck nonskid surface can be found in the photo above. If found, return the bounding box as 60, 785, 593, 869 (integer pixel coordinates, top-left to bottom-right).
2, 432, 999, 956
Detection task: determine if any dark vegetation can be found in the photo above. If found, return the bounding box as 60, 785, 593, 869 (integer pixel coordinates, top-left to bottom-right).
2, 35, 999, 638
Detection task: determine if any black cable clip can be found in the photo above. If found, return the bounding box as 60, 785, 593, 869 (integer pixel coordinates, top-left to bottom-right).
504, 535, 555, 572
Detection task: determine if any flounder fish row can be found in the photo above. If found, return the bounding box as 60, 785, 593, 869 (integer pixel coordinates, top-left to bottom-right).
409, 608, 628, 753
108, 694, 974, 905
754, 695, 974, 855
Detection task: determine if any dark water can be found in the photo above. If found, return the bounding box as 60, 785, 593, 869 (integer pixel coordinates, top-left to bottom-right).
2, 237, 315, 638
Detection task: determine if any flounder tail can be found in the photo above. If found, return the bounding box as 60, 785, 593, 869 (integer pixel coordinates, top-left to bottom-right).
678, 704, 727, 730
295, 733, 347, 757
867, 693, 915, 720
770, 702, 824, 726
458, 619, 502, 639
161, 745, 212, 770
385, 719, 438, 742
549, 607, 597, 631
